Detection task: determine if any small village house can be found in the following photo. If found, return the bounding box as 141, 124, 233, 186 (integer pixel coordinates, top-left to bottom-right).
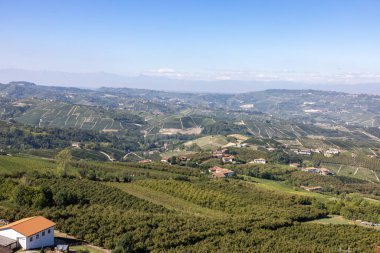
179, 156, 189, 162
250, 158, 267, 164
301, 167, 333, 176
221, 155, 235, 164
0, 216, 55, 250
324, 148, 340, 157
209, 166, 236, 178
71, 142, 81, 149
302, 167, 319, 173
138, 159, 152, 164
301, 186, 323, 192
298, 149, 312, 155
319, 168, 333, 176
212, 148, 229, 158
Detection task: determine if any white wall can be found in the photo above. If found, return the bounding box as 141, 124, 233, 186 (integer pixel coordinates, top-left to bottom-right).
26, 227, 55, 250
0, 228, 26, 249
0, 227, 54, 250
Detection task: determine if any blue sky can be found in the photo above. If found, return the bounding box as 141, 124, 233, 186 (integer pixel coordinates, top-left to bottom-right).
1, 0, 380, 83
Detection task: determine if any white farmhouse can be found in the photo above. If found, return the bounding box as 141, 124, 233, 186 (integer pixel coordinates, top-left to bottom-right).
250, 158, 267, 164
0, 216, 55, 250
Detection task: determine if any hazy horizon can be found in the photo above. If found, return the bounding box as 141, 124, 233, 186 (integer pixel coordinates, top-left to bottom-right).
1, 68, 380, 95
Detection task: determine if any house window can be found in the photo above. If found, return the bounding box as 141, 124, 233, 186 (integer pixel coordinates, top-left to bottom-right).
48, 229, 51, 234
36, 233, 39, 239
42, 231, 45, 236
30, 236, 33, 242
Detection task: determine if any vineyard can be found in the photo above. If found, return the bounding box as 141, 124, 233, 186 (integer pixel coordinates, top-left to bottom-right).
0, 156, 380, 252
14, 100, 144, 132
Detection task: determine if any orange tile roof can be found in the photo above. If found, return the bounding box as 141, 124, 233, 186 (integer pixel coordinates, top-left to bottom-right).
0, 216, 55, 237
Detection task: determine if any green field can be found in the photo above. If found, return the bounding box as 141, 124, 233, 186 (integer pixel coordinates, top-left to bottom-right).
0, 155, 56, 174
109, 182, 225, 218
242, 176, 331, 202
185, 135, 230, 150
307, 215, 353, 225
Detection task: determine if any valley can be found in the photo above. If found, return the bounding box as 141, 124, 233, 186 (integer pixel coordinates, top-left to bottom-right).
1, 82, 380, 252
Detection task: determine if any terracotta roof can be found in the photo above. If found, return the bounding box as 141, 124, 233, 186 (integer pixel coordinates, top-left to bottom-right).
0, 216, 55, 237
213, 172, 227, 178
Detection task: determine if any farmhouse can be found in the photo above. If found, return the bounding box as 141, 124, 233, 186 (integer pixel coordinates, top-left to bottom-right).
138, 159, 152, 164
0, 216, 55, 250
250, 158, 267, 164
179, 156, 189, 162
209, 166, 236, 178
301, 186, 323, 192
302, 167, 320, 173
212, 148, 229, 158
301, 167, 333, 176
298, 149, 312, 155
324, 148, 340, 157
319, 168, 333, 176
71, 142, 81, 149
221, 155, 235, 164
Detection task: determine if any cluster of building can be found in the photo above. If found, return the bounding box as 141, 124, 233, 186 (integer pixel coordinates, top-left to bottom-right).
301, 167, 333, 176
160, 156, 189, 165
290, 148, 340, 157
212, 149, 236, 164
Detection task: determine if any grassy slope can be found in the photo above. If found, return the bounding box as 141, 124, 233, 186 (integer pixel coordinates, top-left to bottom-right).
108, 182, 226, 218
242, 176, 332, 202
307, 215, 353, 225
85, 161, 190, 179
185, 135, 229, 150
0, 155, 56, 173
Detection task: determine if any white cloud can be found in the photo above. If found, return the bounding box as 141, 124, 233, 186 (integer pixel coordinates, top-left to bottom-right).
144, 68, 380, 84
150, 68, 176, 74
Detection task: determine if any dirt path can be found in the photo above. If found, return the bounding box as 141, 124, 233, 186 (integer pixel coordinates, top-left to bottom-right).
361, 130, 380, 143
100, 151, 114, 161
242, 120, 255, 135
123, 152, 143, 160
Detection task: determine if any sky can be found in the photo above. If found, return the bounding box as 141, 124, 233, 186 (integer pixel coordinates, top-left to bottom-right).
1, 0, 380, 85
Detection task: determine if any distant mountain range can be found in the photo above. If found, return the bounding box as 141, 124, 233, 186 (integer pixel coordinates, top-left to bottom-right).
1, 68, 380, 94
1, 81, 380, 129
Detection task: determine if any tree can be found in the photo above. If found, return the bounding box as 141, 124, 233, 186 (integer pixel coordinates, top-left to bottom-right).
56, 149, 72, 176
112, 233, 135, 253
169, 156, 177, 165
